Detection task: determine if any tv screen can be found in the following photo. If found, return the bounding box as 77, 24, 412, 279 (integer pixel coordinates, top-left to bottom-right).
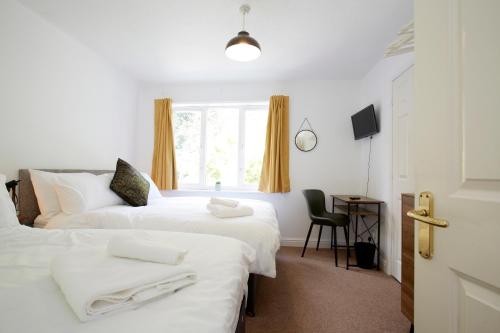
351, 105, 379, 140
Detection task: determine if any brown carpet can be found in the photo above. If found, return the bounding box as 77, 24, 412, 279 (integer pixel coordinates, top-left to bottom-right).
247, 247, 410, 333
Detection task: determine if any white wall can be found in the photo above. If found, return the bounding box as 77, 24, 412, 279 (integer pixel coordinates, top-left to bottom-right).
134, 80, 363, 246
0, 0, 138, 180
356, 53, 414, 272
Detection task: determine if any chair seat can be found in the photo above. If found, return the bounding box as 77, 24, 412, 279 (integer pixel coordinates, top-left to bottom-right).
312, 212, 349, 226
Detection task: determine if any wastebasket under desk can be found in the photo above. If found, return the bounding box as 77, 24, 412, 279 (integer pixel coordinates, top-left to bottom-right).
330, 195, 384, 270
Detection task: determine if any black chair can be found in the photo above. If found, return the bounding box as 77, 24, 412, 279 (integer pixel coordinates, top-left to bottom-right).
301, 189, 350, 267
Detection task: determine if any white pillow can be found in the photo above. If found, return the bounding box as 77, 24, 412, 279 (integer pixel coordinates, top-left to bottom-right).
56, 173, 123, 212
53, 183, 86, 214
141, 172, 162, 201
31, 171, 124, 217
93, 173, 125, 208
30, 170, 62, 218
0, 174, 20, 228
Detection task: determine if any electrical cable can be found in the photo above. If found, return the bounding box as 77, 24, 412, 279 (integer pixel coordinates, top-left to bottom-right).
365, 136, 372, 197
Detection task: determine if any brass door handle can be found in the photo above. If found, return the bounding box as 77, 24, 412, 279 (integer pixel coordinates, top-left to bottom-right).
408, 192, 449, 259
407, 209, 449, 228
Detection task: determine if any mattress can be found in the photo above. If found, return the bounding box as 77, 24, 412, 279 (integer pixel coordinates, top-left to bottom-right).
41, 196, 281, 277
0, 226, 255, 333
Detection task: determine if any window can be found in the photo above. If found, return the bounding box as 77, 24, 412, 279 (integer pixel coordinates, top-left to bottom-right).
173, 103, 268, 190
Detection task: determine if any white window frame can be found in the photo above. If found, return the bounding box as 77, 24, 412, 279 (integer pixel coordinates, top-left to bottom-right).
173, 102, 269, 191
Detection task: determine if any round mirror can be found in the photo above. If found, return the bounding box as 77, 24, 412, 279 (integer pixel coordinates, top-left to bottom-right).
295, 130, 317, 152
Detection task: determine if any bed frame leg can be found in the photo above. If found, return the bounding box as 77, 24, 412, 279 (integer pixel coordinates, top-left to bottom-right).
235, 296, 246, 333
246, 273, 257, 317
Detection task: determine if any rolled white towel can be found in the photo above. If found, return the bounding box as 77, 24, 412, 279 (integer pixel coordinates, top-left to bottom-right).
207, 203, 254, 218
210, 197, 239, 208
51, 249, 196, 322
108, 235, 187, 265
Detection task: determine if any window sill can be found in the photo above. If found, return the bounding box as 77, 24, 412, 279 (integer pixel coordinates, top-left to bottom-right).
160, 189, 288, 198
163, 188, 260, 194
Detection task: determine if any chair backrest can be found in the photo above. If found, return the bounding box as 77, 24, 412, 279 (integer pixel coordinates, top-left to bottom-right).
302, 189, 327, 218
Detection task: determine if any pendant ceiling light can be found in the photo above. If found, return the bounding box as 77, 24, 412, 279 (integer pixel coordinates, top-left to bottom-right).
225, 4, 261, 62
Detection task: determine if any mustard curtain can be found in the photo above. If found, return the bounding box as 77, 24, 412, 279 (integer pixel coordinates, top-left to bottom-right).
258, 95, 290, 193
151, 98, 178, 190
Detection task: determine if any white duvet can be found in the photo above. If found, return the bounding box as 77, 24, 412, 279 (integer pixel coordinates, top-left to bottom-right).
43, 196, 281, 277
0, 226, 255, 333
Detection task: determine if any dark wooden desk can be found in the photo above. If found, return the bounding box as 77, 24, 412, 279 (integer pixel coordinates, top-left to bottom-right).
331, 195, 384, 270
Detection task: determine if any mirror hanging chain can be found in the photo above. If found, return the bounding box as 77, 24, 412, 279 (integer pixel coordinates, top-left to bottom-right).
297, 117, 314, 132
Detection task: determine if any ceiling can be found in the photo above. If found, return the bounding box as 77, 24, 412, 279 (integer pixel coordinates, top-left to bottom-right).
18, 0, 413, 83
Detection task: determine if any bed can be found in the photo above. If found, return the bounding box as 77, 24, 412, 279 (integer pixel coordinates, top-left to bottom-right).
19, 169, 280, 279
0, 225, 254, 333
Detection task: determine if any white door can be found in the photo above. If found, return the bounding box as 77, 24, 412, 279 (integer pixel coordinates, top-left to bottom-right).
414, 1, 500, 332
391, 66, 415, 282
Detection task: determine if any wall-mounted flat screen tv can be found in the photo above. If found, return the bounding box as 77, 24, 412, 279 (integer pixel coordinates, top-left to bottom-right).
351, 104, 379, 140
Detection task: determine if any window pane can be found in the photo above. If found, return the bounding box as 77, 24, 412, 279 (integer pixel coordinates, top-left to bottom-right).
173, 111, 201, 184
244, 109, 268, 185
206, 108, 239, 186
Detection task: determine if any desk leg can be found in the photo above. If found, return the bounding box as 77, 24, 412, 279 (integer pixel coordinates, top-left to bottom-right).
355, 204, 359, 243
377, 203, 381, 270
346, 203, 350, 270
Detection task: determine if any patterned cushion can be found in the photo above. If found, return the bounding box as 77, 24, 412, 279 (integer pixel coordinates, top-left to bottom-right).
110, 159, 150, 207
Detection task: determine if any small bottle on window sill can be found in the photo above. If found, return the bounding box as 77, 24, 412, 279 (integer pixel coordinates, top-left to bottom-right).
215, 181, 221, 191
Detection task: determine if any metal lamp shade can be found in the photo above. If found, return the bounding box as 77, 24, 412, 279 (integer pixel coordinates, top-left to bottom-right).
225, 31, 261, 62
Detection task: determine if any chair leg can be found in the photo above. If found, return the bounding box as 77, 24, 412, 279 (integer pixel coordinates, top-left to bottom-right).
316, 225, 323, 251
343, 226, 350, 257
330, 227, 334, 250
301, 223, 314, 257
333, 227, 338, 267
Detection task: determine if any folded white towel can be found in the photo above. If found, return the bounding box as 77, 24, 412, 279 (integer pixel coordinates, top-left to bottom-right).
108, 235, 187, 265
51, 249, 196, 322
206, 203, 254, 218
209, 197, 239, 208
